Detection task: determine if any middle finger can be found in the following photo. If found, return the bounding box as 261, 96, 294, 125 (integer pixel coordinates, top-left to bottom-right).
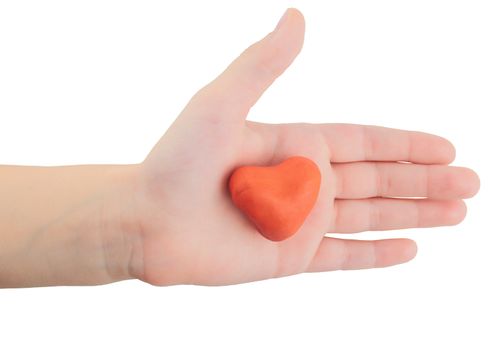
332, 162, 479, 199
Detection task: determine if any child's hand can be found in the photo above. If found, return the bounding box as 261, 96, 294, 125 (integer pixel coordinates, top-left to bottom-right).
133, 9, 480, 286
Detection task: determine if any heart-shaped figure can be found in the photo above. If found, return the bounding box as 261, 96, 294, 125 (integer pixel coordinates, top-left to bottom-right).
228, 156, 321, 241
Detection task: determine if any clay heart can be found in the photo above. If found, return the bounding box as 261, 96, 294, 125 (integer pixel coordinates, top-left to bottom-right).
228, 156, 321, 241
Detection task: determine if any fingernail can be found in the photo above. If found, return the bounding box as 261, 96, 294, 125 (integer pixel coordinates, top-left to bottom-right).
274, 9, 289, 32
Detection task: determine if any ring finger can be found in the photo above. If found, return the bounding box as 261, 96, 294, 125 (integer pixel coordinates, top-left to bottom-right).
331, 198, 467, 233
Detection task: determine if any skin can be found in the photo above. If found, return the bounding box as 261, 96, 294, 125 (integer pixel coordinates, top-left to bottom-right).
0, 8, 480, 288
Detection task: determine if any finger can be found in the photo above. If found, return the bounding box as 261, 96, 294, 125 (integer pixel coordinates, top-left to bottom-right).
307, 238, 417, 272
182, 8, 305, 123
320, 124, 456, 164
331, 198, 466, 233
333, 162, 480, 199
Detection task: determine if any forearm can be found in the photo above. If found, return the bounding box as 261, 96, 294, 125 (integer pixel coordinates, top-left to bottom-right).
0, 164, 142, 287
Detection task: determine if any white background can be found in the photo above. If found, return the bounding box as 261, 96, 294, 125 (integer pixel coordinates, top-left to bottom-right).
1, 1, 502, 349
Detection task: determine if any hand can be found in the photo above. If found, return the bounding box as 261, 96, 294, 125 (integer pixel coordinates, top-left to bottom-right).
131, 8, 480, 286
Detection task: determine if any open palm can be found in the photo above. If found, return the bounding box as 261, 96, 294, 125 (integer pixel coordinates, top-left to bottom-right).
134, 9, 479, 286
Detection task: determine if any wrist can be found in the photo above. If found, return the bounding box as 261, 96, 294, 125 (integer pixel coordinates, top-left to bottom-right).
100, 164, 145, 283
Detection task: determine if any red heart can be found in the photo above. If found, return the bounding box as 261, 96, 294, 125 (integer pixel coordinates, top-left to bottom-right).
228, 156, 321, 241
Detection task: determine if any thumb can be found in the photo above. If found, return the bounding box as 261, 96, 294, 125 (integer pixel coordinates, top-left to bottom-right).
183, 8, 305, 123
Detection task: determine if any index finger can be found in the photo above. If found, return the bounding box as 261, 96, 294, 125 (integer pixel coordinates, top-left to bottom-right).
319, 124, 456, 164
